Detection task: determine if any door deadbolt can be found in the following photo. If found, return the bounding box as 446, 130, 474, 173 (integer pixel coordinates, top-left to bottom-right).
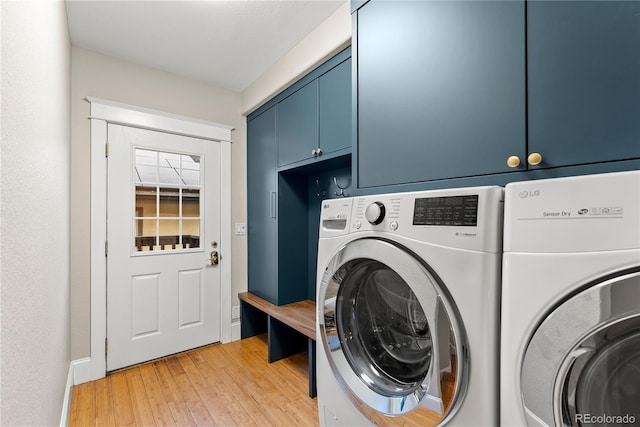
209, 251, 219, 266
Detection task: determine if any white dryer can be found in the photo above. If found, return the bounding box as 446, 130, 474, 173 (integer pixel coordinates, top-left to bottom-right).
501, 170, 640, 426
316, 187, 503, 426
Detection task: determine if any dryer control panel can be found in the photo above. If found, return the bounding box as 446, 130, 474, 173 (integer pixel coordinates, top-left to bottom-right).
504, 170, 640, 253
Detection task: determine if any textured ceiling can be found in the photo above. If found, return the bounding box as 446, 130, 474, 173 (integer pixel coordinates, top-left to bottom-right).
65, 0, 346, 92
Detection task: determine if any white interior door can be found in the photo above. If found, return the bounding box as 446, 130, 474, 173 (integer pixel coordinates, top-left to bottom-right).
106, 124, 221, 371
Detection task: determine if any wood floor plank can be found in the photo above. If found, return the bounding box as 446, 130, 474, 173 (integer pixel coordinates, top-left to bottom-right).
94, 377, 116, 427
139, 362, 159, 385
127, 374, 156, 426
153, 360, 197, 426
109, 371, 135, 426
144, 379, 177, 426
171, 369, 218, 425
69, 335, 318, 427
73, 382, 96, 427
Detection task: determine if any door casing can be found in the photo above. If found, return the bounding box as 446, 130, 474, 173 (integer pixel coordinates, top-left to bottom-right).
88, 97, 234, 381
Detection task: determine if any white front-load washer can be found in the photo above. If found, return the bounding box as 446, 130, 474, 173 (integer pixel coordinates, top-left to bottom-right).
316, 187, 503, 426
501, 170, 640, 426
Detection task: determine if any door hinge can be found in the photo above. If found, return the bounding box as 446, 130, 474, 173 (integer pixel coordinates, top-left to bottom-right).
105, 143, 109, 157
105, 337, 109, 355
105, 240, 108, 256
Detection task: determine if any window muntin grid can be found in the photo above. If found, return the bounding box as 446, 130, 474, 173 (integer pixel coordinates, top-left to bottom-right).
134, 148, 202, 252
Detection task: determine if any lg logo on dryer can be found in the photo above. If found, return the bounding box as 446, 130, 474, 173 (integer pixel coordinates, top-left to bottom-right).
519, 189, 540, 199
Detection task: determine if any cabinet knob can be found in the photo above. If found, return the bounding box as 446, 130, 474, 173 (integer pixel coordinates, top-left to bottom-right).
316, 148, 323, 156
311, 149, 317, 156
527, 152, 543, 166
506, 156, 521, 168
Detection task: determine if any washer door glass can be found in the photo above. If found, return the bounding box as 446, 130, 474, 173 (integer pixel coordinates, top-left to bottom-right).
521, 270, 640, 426
337, 259, 432, 394
318, 238, 466, 420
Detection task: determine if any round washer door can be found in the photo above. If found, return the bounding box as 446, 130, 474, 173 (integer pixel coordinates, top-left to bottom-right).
521, 269, 640, 426
318, 237, 468, 423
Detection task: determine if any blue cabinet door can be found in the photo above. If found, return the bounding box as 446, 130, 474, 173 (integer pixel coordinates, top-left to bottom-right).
527, 1, 640, 168
277, 81, 319, 167
319, 58, 352, 156
247, 106, 277, 303
356, 0, 526, 188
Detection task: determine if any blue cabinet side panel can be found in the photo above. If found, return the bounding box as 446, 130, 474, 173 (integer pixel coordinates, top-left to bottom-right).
357, 0, 526, 187
527, 1, 640, 167
247, 107, 278, 303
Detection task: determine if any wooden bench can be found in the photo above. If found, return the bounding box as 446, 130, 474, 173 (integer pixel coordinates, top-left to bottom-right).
238, 292, 317, 398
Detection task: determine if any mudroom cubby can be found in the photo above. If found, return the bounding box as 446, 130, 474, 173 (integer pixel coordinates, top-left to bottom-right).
279, 155, 352, 303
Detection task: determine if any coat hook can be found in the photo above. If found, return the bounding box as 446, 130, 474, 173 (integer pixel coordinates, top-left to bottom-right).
333, 176, 351, 197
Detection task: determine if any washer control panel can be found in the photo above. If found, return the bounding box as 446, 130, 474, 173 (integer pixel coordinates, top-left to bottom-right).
349, 187, 504, 253
413, 195, 479, 227
365, 201, 386, 225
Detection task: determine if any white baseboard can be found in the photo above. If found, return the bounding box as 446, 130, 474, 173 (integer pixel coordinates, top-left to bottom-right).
59, 362, 74, 427
73, 357, 92, 385
59, 358, 93, 426
231, 320, 241, 341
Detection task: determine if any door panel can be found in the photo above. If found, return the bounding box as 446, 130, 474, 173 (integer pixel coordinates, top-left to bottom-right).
107, 124, 221, 371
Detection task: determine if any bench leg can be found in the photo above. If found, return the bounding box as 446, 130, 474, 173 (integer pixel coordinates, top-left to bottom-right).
308, 339, 317, 398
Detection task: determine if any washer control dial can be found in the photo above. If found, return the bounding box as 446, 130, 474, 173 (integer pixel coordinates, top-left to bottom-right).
365, 201, 386, 225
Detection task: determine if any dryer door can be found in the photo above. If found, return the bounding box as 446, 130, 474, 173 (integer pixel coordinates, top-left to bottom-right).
318, 237, 467, 425
521, 269, 640, 426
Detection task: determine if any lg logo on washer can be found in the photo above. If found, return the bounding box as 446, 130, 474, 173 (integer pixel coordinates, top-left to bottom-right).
519, 189, 540, 199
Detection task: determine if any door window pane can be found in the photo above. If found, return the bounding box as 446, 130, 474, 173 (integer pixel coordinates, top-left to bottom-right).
134, 148, 202, 252
183, 189, 200, 217
182, 220, 200, 249
136, 186, 158, 217
159, 188, 179, 217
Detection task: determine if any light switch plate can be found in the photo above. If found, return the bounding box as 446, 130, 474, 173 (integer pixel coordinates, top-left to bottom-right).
235, 223, 247, 235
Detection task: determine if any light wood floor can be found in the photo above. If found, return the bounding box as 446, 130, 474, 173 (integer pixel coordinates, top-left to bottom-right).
69, 335, 319, 426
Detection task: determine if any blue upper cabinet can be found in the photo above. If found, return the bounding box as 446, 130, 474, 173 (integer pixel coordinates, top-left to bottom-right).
277, 81, 319, 167
277, 56, 352, 168
527, 0, 640, 169
319, 58, 352, 158
355, 0, 526, 188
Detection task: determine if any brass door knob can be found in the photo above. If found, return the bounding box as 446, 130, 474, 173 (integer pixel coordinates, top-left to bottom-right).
507, 156, 521, 168
527, 152, 543, 166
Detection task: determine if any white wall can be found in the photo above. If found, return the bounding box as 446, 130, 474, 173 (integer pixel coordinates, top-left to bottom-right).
241, 2, 351, 115
0, 1, 72, 425
70, 47, 247, 359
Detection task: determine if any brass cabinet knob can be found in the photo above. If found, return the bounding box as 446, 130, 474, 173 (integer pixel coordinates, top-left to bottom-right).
527, 152, 543, 166
507, 156, 521, 168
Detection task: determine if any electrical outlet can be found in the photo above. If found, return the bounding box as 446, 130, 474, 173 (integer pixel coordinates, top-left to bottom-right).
235, 223, 247, 235
232, 305, 240, 320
